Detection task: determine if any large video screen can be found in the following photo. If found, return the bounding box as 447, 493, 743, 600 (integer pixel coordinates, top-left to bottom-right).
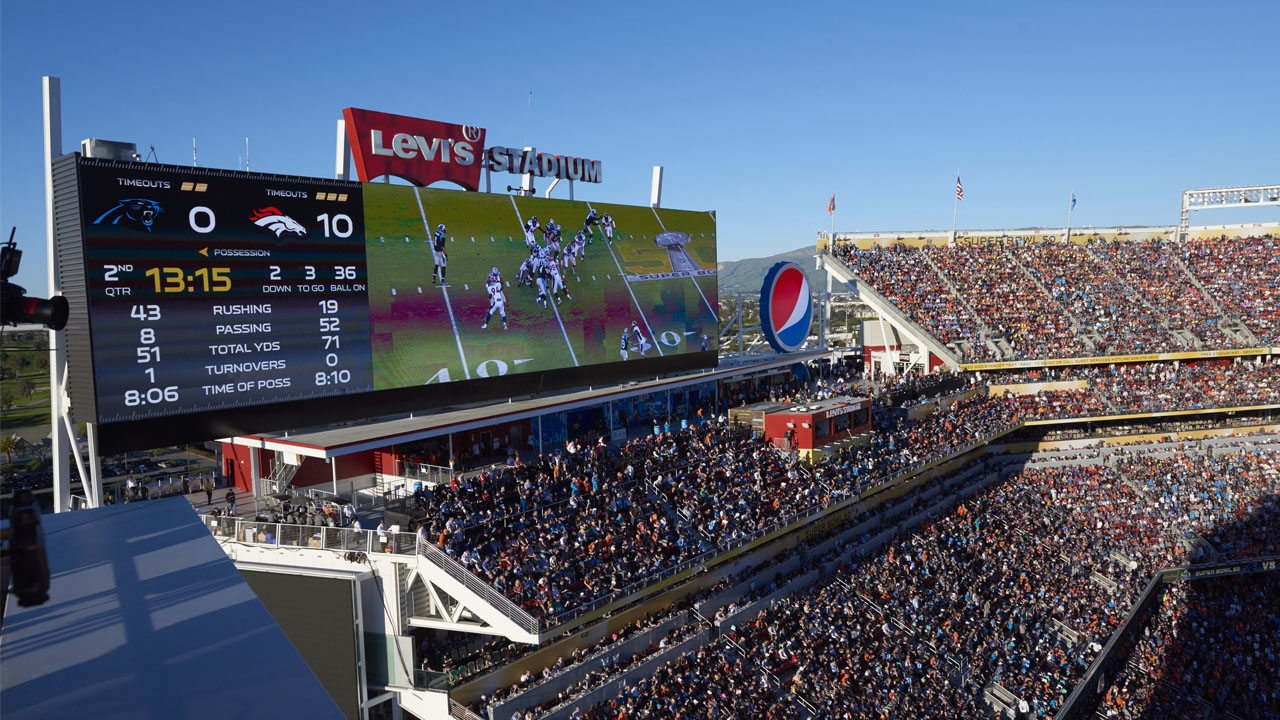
363, 184, 718, 389
59, 158, 716, 447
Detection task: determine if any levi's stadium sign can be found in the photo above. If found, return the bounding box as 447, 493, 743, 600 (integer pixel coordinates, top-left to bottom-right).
343, 107, 601, 190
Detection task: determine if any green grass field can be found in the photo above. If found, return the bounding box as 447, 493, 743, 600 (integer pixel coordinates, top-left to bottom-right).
0, 371, 51, 431
361, 185, 719, 389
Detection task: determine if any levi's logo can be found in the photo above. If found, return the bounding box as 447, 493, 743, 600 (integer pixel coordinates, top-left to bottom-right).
343, 107, 486, 191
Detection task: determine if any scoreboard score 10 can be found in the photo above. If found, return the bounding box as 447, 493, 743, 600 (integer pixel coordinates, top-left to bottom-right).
77, 160, 375, 424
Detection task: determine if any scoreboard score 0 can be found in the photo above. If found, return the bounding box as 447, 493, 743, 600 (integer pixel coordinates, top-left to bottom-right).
56, 157, 718, 451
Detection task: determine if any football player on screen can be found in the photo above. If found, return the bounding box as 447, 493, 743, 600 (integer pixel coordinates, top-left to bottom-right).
620, 327, 630, 361
523, 215, 541, 255
600, 213, 615, 245
517, 256, 536, 287
431, 223, 449, 285
583, 208, 599, 243
630, 321, 651, 356
482, 269, 508, 330
564, 230, 586, 278
547, 260, 571, 303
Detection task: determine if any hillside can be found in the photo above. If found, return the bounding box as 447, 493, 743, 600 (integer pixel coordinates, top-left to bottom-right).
716, 245, 817, 294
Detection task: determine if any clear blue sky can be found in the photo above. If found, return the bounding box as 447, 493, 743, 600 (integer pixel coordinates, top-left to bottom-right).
3, 0, 1277, 294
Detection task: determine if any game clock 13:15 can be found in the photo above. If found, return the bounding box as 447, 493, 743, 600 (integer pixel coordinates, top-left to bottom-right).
77, 160, 375, 423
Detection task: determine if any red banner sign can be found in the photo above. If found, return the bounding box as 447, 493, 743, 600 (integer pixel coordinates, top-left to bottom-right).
342, 107, 486, 190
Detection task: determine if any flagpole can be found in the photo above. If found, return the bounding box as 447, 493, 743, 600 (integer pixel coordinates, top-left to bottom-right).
950, 168, 959, 246
830, 186, 835, 241
1065, 186, 1074, 244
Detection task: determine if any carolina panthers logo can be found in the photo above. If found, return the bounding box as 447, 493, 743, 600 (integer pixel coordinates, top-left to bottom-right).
93, 199, 162, 231
250, 207, 307, 237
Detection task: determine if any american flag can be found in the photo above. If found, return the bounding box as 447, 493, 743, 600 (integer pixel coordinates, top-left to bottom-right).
956, 176, 964, 201
827, 193, 836, 216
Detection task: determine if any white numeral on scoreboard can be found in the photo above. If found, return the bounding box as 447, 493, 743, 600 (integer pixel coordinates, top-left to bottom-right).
317, 213, 353, 238
189, 206, 216, 233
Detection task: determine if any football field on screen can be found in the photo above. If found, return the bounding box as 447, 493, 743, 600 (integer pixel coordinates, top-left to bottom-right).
362, 184, 717, 390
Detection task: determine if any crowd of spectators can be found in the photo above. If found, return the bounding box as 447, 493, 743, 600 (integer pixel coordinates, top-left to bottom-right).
1019, 240, 1176, 354
1090, 238, 1239, 347
831, 242, 989, 360
1086, 572, 1280, 718
559, 642, 803, 720
929, 241, 1091, 359
1182, 234, 1280, 345
830, 235, 1279, 360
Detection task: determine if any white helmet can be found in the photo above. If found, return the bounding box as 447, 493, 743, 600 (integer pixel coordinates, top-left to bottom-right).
437, 223, 445, 231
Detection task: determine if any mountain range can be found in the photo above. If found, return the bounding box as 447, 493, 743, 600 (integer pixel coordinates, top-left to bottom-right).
715, 245, 818, 294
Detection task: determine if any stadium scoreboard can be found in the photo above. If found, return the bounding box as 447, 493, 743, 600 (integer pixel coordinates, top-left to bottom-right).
77, 162, 374, 422
54, 157, 718, 451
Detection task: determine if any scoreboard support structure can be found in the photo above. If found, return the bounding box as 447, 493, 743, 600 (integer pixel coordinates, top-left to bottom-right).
44, 75, 108, 510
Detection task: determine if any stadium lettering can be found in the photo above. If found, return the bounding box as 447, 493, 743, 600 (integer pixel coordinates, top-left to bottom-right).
485, 146, 602, 183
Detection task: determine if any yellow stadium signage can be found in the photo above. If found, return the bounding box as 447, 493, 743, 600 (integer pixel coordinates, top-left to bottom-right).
961, 347, 1273, 372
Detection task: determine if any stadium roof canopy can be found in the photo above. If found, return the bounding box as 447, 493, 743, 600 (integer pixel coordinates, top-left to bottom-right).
0, 498, 343, 720
226, 351, 829, 459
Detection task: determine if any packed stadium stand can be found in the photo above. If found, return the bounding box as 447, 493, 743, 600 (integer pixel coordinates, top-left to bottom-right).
170, 224, 1280, 719
826, 230, 1278, 362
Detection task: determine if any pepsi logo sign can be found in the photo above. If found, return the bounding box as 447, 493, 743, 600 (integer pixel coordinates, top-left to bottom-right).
759, 262, 813, 353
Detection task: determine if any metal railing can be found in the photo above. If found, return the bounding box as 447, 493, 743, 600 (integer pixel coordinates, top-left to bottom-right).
449, 699, 485, 720
416, 539, 542, 636
396, 461, 454, 488
201, 514, 419, 556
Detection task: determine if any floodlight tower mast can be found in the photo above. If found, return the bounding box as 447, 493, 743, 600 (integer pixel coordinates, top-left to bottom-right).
1179, 184, 1280, 240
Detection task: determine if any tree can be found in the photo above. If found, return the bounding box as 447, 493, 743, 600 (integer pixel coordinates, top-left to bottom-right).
0, 434, 19, 466
17, 377, 35, 397
0, 389, 15, 414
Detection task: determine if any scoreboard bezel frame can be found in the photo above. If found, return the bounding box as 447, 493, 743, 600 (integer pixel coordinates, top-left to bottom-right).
54, 155, 717, 454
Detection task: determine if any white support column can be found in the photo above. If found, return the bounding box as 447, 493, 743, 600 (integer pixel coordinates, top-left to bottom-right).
85, 422, 103, 508
650, 166, 663, 208
332, 458, 338, 498
249, 450, 261, 499
334, 118, 351, 180
44, 75, 71, 513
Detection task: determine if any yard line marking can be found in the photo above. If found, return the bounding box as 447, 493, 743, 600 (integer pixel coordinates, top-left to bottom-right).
587, 201, 664, 357
650, 206, 667, 231
440, 286, 471, 378
548, 294, 579, 367
414, 188, 469, 379
653, 206, 716, 318
509, 194, 579, 365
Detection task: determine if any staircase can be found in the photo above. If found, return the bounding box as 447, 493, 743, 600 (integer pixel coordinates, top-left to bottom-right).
1002, 247, 1101, 351
264, 454, 299, 494
1168, 252, 1263, 346
920, 247, 998, 358
1085, 243, 1195, 348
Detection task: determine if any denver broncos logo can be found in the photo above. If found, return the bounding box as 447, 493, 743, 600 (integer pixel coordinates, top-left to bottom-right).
250, 207, 307, 237
93, 199, 162, 231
